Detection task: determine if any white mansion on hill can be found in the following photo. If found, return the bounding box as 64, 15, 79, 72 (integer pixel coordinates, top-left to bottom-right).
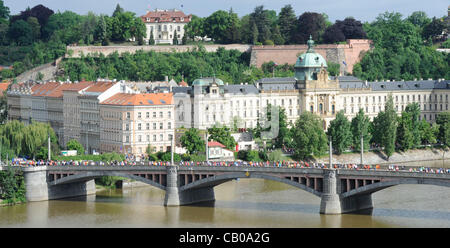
141, 9, 191, 45
7, 37, 450, 156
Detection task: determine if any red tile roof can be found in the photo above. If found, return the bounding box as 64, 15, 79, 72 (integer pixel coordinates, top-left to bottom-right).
141, 9, 191, 23
178, 80, 188, 87
84, 81, 115, 93
208, 141, 226, 148
101, 93, 173, 106
0, 83, 9, 94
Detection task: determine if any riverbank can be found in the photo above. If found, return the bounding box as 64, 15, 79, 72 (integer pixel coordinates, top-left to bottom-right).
315, 147, 450, 167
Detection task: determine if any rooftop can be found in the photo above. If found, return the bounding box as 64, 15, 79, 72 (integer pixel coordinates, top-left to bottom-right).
141, 9, 191, 23
101, 93, 173, 106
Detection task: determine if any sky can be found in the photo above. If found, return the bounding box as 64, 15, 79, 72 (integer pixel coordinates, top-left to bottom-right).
3, 0, 449, 22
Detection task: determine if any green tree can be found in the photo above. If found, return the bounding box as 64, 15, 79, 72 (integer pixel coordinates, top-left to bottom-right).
0, 0, 9, 20
8, 20, 33, 45
373, 95, 397, 159
66, 139, 85, 155
351, 108, 372, 152
184, 15, 204, 40
396, 111, 414, 151
180, 128, 205, 155
149, 30, 155, 45
327, 111, 352, 154
291, 112, 328, 160
173, 30, 179, 45
207, 126, 236, 150
436, 112, 450, 147
204, 10, 235, 43
418, 119, 437, 144
249, 6, 272, 44
95, 15, 109, 45
404, 103, 421, 148
278, 4, 297, 44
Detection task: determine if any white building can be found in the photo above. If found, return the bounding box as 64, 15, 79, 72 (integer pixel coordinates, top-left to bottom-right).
141, 9, 191, 45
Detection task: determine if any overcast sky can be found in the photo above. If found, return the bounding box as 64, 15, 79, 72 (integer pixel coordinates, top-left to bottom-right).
4, 0, 449, 22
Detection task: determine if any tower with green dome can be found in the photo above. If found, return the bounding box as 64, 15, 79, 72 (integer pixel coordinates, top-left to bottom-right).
294, 35, 328, 81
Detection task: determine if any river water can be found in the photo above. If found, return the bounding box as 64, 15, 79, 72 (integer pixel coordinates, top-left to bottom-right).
0, 176, 449, 228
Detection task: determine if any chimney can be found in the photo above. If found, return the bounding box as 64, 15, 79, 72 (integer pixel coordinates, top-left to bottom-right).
165, 76, 169, 82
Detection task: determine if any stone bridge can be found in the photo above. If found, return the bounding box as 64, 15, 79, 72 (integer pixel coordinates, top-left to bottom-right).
21, 165, 450, 215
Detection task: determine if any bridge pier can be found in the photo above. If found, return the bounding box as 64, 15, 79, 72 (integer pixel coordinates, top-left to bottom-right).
320, 169, 342, 214
164, 166, 216, 206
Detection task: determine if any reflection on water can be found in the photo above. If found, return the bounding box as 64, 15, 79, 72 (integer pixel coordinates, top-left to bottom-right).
0, 178, 449, 228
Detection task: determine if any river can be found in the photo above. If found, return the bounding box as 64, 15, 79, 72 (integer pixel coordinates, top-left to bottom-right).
0, 176, 449, 228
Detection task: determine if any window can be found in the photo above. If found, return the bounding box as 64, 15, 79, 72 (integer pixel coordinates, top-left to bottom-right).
177, 26, 181, 32
168, 122, 172, 129
138, 135, 142, 142
159, 112, 163, 118
332, 105, 335, 114
125, 124, 129, 131
160, 134, 163, 141
146, 112, 150, 118
310, 105, 313, 113
153, 123, 156, 130
126, 136, 129, 143
153, 135, 156, 141
126, 112, 130, 119
146, 123, 150, 130
168, 111, 171, 118
138, 112, 141, 118
138, 123, 141, 130
153, 112, 156, 118
160, 123, 163, 129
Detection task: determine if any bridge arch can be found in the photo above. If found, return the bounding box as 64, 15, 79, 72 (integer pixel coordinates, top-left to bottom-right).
341, 178, 450, 198
49, 171, 166, 191
179, 172, 323, 197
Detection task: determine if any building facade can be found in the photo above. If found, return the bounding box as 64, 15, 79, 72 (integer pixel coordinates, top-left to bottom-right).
141, 9, 191, 45
99, 93, 175, 156
173, 37, 450, 132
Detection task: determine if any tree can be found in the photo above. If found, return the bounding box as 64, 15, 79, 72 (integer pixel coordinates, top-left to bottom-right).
95, 15, 109, 45
327, 111, 352, 154
418, 120, 437, 144
436, 112, 450, 147
278, 5, 296, 44
373, 95, 397, 159
173, 30, 178, 45
351, 108, 372, 152
180, 128, 205, 154
404, 103, 421, 148
149, 31, 155, 45
291, 112, 328, 160
322, 24, 345, 43
8, 20, 33, 45
249, 6, 272, 44
396, 111, 414, 151
292, 12, 326, 44
112, 4, 124, 17
0, 0, 9, 20
184, 15, 204, 40
207, 126, 236, 150
66, 139, 84, 155
422, 17, 445, 41
27, 16, 41, 41
406, 11, 431, 28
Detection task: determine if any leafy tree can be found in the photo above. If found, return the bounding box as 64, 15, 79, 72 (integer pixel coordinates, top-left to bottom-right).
291, 112, 328, 160
66, 139, 85, 155
396, 111, 414, 151
406, 11, 431, 28
436, 112, 450, 147
207, 126, 236, 150
327, 111, 352, 154
249, 6, 272, 44
180, 128, 205, 154
327, 61, 340, 76
173, 30, 178, 45
322, 24, 345, 43
292, 12, 326, 44
418, 119, 437, 144
184, 15, 204, 40
8, 20, 33, 45
27, 17, 41, 41
422, 17, 445, 41
149, 31, 155, 45
373, 95, 397, 159
0, 0, 9, 20
222, 8, 241, 44
95, 15, 109, 45
351, 108, 372, 152
278, 5, 296, 44
112, 4, 124, 17
404, 103, 421, 147
10, 4, 54, 27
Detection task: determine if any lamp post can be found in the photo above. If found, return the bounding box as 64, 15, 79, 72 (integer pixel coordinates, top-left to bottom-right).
329, 135, 332, 168
48, 134, 51, 161
360, 131, 363, 166
205, 130, 209, 162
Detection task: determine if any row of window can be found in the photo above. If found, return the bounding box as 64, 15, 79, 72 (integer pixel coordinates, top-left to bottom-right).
124, 134, 173, 143
344, 94, 449, 104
